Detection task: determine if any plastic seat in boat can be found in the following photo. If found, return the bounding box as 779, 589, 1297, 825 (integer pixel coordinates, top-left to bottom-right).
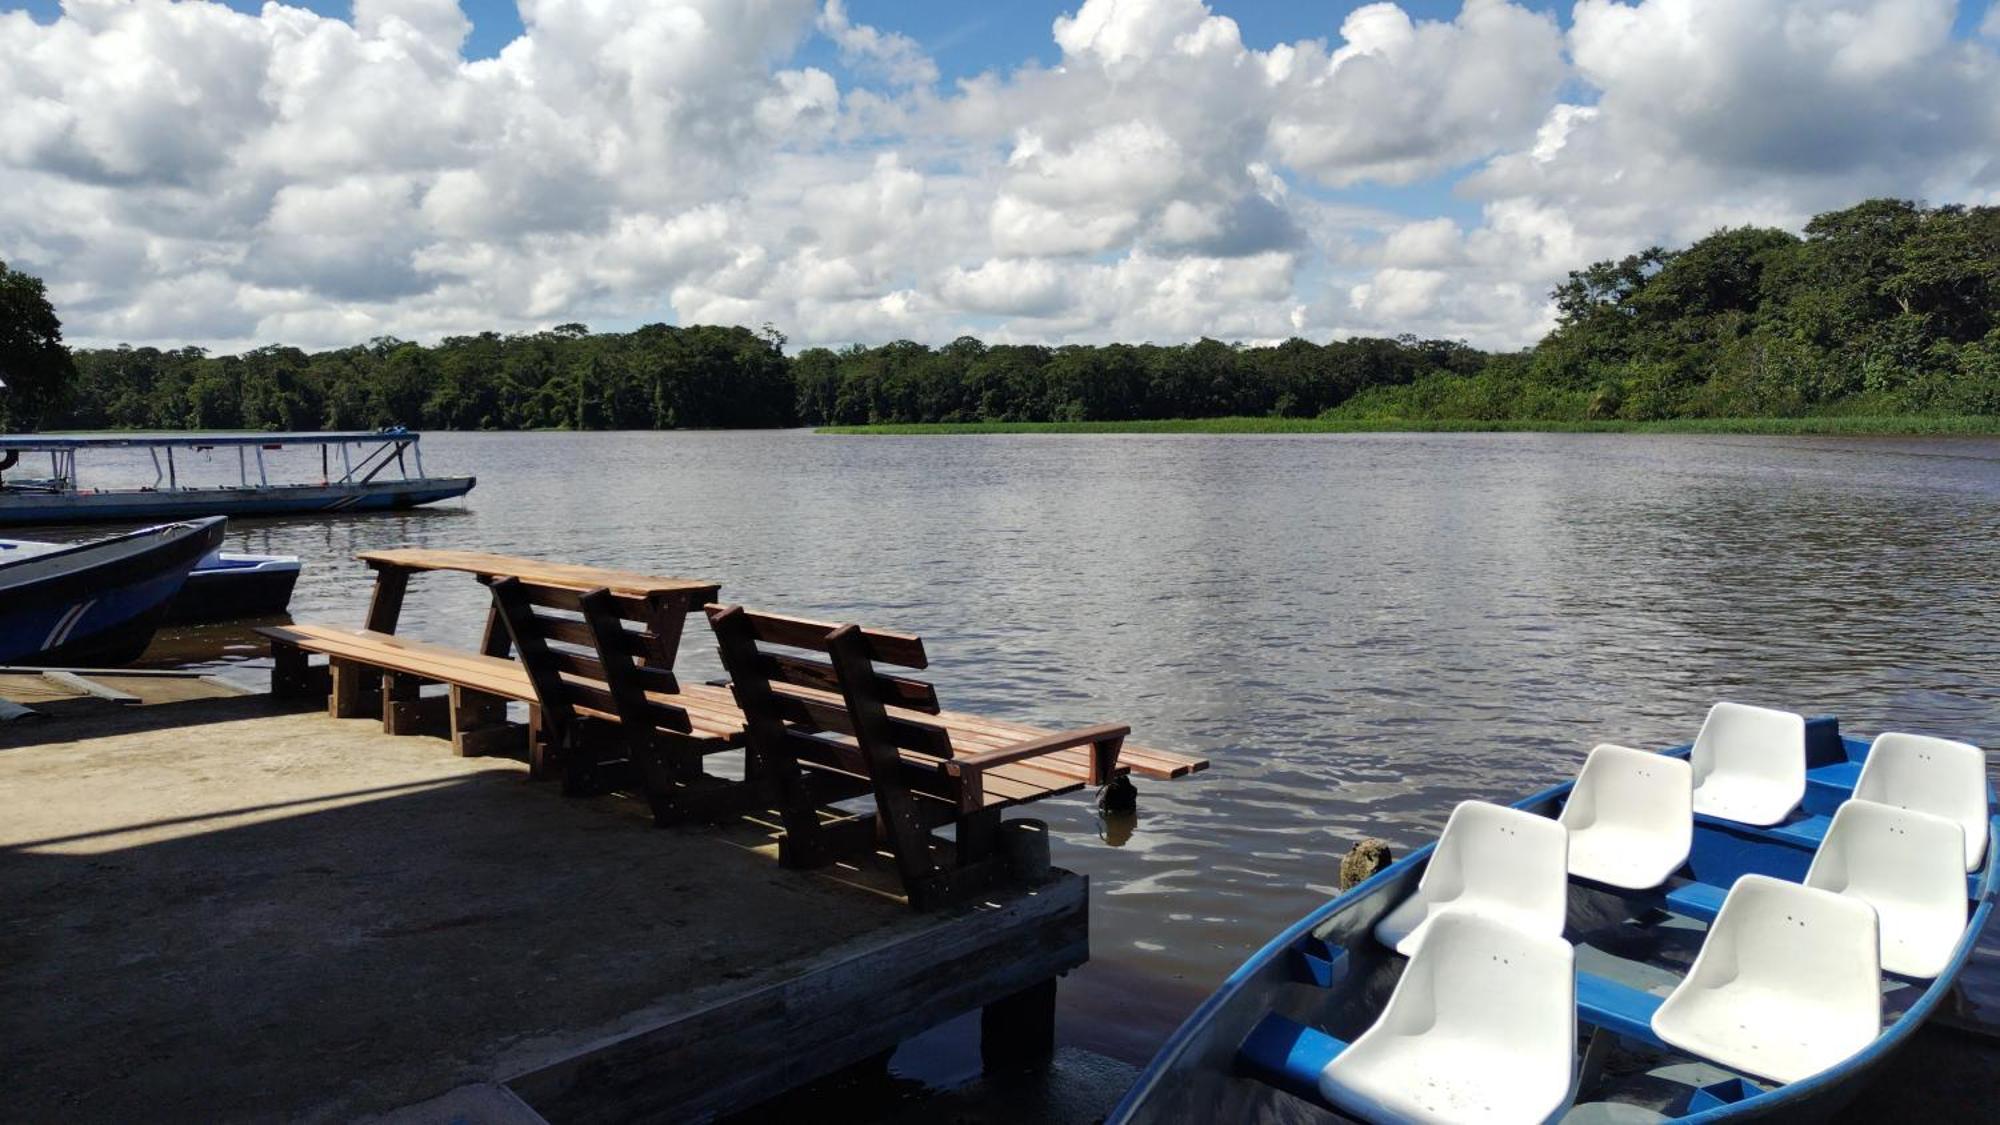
1374, 800, 1568, 956
1853, 731, 1989, 872
1651, 874, 1880, 1084
1322, 910, 1575, 1125
1558, 743, 1693, 889
1689, 701, 1807, 827
1804, 798, 1967, 978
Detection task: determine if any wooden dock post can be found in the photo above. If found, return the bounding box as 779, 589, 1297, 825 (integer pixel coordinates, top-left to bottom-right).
981, 977, 1058, 1071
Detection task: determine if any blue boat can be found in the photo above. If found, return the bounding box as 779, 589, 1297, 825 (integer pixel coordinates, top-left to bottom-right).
0, 429, 474, 526
0, 537, 300, 624
1112, 706, 1997, 1124
0, 516, 226, 665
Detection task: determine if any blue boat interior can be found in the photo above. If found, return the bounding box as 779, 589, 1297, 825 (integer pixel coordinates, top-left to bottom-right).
1217, 717, 1997, 1123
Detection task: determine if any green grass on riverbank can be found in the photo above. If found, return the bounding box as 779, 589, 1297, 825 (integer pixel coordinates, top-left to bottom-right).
819, 415, 2000, 436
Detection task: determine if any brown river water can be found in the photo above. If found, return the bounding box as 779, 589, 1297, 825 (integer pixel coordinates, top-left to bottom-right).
25, 429, 2000, 1106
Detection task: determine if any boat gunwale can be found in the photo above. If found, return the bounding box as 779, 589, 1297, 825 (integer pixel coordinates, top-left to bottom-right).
1107, 734, 2000, 1124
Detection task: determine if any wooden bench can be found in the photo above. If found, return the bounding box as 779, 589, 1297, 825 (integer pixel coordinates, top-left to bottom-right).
705, 603, 1142, 910
354, 547, 720, 661
260, 623, 541, 757
488, 577, 747, 815
260, 550, 725, 770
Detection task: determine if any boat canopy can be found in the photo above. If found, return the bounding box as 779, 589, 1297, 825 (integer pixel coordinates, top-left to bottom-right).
0, 430, 422, 451
0, 428, 436, 496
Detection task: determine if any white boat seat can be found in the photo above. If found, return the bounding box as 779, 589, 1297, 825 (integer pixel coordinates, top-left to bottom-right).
1651, 874, 1880, 1084
1805, 799, 1967, 978
1690, 702, 1807, 826
1854, 732, 1989, 872
1374, 800, 1568, 956
1322, 910, 1576, 1124
1559, 743, 1693, 889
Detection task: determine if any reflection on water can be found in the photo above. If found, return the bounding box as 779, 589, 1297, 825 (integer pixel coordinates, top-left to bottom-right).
1097, 810, 1139, 849
37, 430, 2000, 1064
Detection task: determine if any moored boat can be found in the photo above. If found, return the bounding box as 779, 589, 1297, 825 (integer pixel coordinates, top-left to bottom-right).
1111, 705, 1997, 1123
0, 517, 227, 665
0, 429, 474, 526
165, 549, 302, 622
0, 538, 301, 624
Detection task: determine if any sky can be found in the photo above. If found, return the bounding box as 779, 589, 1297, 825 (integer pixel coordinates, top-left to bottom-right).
1, 1, 1998, 355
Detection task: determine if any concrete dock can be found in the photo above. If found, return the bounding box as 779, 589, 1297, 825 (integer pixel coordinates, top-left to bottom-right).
0, 694, 1089, 1122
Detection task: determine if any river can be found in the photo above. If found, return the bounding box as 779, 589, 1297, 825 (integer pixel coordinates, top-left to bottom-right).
55, 428, 2000, 1094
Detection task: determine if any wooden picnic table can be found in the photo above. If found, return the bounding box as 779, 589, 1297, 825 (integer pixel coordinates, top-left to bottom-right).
355, 548, 722, 669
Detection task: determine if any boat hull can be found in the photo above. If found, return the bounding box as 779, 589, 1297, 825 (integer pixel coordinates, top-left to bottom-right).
162, 556, 301, 624
0, 477, 475, 526
0, 518, 227, 665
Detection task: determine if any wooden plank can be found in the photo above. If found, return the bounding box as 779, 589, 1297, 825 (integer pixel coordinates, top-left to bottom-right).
364, 565, 411, 633
40, 670, 141, 704
509, 582, 661, 625
825, 623, 944, 903
943, 722, 1127, 787
328, 658, 380, 720
258, 625, 537, 701
449, 686, 518, 758
503, 874, 1089, 1123
708, 604, 832, 862
758, 651, 939, 714
762, 685, 952, 758
716, 606, 928, 670
356, 548, 719, 601
923, 707, 1205, 779
382, 673, 449, 736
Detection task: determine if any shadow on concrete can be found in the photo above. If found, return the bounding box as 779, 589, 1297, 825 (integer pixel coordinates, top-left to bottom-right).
1, 735, 902, 1124
0, 692, 315, 750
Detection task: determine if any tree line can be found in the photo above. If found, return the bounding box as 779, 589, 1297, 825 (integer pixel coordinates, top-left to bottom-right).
2, 198, 1994, 433
1333, 198, 1999, 422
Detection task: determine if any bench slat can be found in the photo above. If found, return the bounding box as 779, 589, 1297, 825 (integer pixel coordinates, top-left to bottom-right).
259, 625, 536, 701
715, 606, 928, 670
758, 651, 940, 714
357, 548, 718, 600
765, 684, 952, 758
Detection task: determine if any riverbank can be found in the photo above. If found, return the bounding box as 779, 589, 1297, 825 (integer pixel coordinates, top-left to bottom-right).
818, 415, 2000, 436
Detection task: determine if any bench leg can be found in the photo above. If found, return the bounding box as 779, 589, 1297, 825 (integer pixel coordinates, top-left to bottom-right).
981, 978, 1057, 1072
956, 807, 1003, 865
328, 659, 381, 720
381, 672, 448, 736
269, 641, 316, 699
449, 687, 521, 758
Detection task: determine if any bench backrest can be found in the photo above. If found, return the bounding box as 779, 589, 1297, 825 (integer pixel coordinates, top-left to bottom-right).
704, 603, 950, 761
490, 577, 694, 746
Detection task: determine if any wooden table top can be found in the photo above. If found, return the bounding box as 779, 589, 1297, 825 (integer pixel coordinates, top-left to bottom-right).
356, 548, 720, 599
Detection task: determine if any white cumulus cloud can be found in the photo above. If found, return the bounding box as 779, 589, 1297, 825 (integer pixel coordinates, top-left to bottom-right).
0, 0, 1995, 355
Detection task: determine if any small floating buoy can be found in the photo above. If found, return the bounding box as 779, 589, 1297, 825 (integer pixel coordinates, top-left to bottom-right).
1096, 774, 1138, 813
1339, 838, 1394, 891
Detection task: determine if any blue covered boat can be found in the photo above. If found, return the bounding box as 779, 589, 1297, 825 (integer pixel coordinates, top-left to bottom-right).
0, 537, 300, 624
1111, 705, 1996, 1123
0, 429, 474, 526
0, 517, 226, 665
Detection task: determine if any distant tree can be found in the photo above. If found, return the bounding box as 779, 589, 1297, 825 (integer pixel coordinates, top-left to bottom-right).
0, 259, 77, 431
